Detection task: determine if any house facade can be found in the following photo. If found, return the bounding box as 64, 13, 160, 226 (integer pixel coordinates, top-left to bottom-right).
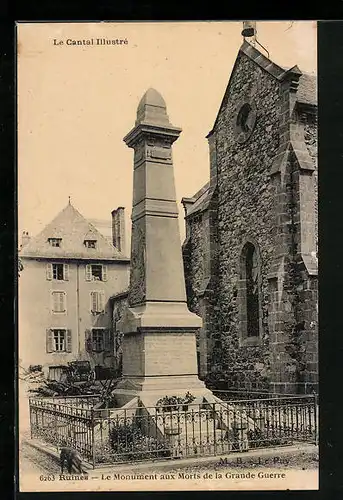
18, 202, 130, 376
182, 40, 318, 394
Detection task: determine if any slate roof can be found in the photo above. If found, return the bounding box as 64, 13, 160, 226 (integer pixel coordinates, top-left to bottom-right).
20, 203, 129, 261
184, 182, 212, 217
296, 72, 317, 106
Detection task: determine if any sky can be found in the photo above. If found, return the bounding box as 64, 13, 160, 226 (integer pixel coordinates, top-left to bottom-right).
17, 21, 317, 246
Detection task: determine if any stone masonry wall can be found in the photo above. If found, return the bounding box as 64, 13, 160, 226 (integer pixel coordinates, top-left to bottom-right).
303, 112, 318, 250
184, 214, 205, 315
183, 52, 318, 393
183, 213, 208, 376
212, 53, 282, 389
289, 110, 318, 394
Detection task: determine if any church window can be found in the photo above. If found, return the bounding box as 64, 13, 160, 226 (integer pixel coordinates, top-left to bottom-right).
237, 103, 252, 133
238, 241, 262, 345
246, 244, 259, 337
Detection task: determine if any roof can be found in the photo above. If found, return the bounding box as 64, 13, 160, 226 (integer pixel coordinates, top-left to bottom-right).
182, 182, 214, 218
110, 289, 129, 301
239, 41, 317, 106
186, 41, 317, 216
20, 203, 129, 261
208, 40, 317, 136
296, 72, 317, 106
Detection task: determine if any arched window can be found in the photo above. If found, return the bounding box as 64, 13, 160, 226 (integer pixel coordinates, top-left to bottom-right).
238, 241, 262, 345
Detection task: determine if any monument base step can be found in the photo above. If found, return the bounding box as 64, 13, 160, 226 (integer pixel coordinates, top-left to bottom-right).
113, 375, 211, 407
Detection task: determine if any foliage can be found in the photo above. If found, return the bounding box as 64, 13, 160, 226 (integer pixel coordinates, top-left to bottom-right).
29, 364, 42, 373
247, 427, 291, 448
94, 422, 170, 463
155, 392, 196, 412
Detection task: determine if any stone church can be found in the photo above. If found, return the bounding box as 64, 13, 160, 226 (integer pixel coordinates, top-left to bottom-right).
182, 39, 317, 394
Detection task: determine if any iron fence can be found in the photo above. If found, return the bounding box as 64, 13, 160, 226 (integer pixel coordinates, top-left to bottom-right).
29, 398, 95, 463
29, 394, 318, 467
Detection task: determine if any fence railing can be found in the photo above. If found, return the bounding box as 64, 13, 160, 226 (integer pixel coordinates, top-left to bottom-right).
39, 395, 102, 408
29, 394, 318, 468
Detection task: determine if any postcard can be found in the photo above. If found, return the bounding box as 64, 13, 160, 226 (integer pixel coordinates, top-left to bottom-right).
17, 20, 318, 492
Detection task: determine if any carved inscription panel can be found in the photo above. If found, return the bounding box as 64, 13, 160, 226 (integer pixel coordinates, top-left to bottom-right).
144, 332, 198, 376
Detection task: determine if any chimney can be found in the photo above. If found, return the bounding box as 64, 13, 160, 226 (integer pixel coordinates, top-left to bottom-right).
111, 207, 126, 255
242, 21, 256, 38
21, 231, 30, 248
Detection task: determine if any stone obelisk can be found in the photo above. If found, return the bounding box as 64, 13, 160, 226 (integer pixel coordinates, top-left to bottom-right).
115, 88, 209, 406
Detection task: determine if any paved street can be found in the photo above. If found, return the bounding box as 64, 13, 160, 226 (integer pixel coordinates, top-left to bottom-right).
20, 440, 60, 475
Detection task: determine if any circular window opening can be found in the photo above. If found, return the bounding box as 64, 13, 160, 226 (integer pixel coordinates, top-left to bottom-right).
236, 103, 252, 133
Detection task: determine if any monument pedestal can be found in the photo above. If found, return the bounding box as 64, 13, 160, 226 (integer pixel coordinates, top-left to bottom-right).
114, 302, 211, 407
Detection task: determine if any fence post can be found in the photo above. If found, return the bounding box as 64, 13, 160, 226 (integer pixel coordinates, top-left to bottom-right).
29, 399, 33, 439
91, 409, 95, 469
313, 392, 318, 446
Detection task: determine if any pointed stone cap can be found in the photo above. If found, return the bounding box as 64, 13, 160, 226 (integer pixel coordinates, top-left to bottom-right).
136, 88, 171, 126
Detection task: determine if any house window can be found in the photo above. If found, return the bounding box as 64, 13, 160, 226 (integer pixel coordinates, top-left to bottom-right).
84, 240, 97, 249
85, 328, 112, 353
46, 263, 69, 281
54, 329, 66, 351
86, 264, 108, 282
238, 241, 262, 345
48, 238, 62, 247
51, 291, 67, 313
92, 329, 105, 352
53, 264, 64, 280
46, 328, 72, 353
90, 291, 105, 314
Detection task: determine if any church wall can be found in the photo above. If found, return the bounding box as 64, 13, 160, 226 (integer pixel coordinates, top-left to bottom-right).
209, 53, 281, 389
299, 111, 318, 393
303, 112, 318, 247
182, 52, 318, 393
182, 213, 208, 376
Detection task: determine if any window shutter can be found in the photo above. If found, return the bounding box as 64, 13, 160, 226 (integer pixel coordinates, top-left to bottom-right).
46, 263, 53, 280
46, 329, 54, 353
51, 292, 57, 312
66, 329, 72, 352
64, 264, 69, 281
62, 292, 67, 312
102, 265, 108, 282
86, 264, 92, 281
103, 329, 112, 352
85, 329, 92, 352
90, 292, 96, 313
100, 291, 105, 312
